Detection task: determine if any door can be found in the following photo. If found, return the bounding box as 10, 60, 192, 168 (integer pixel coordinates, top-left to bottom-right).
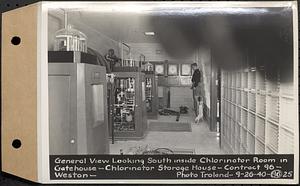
49, 76, 72, 154
48, 64, 77, 155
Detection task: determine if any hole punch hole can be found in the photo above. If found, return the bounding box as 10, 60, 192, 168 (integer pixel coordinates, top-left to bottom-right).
11, 36, 21, 45
12, 139, 22, 149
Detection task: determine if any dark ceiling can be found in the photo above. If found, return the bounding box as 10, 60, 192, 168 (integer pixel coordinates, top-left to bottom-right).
149, 7, 294, 70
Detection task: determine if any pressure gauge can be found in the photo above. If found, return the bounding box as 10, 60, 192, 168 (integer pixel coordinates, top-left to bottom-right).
155, 64, 164, 75
181, 64, 192, 76
168, 64, 178, 76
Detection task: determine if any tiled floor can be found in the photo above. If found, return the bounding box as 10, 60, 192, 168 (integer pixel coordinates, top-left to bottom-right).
109, 115, 225, 154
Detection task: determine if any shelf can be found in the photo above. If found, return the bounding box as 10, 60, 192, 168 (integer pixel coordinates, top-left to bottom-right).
241, 127, 247, 148
278, 128, 294, 154
255, 135, 265, 144
256, 93, 266, 116
235, 123, 241, 142
236, 107, 241, 123
279, 96, 295, 131
257, 90, 267, 95
237, 121, 242, 127
226, 118, 231, 145
265, 145, 277, 154
228, 102, 232, 116
235, 140, 241, 154
241, 124, 247, 131
255, 139, 265, 154
224, 101, 228, 115
266, 118, 279, 126
221, 115, 226, 136
224, 87, 228, 99
266, 121, 279, 152
248, 112, 255, 134
222, 72, 227, 87
280, 94, 294, 99
236, 72, 241, 88
228, 73, 232, 88
236, 89, 241, 105
242, 88, 249, 92
241, 91, 248, 108
240, 145, 247, 154
225, 116, 230, 139
221, 66, 295, 155
266, 95, 279, 123
266, 69, 279, 93
221, 100, 225, 115
248, 109, 255, 115
232, 89, 236, 104
280, 124, 294, 134
231, 104, 236, 120
230, 119, 235, 147
248, 71, 256, 90
227, 88, 231, 100
256, 113, 266, 120
256, 70, 266, 91
248, 129, 255, 137
231, 73, 236, 87
280, 82, 294, 98
241, 109, 248, 128
248, 92, 256, 112
242, 72, 248, 89
241, 106, 248, 111
255, 116, 265, 141
247, 131, 255, 154
266, 92, 279, 98
228, 88, 232, 101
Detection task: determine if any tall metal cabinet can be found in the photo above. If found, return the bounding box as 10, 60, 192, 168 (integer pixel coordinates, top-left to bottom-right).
48, 51, 109, 155
109, 69, 147, 139
144, 71, 158, 119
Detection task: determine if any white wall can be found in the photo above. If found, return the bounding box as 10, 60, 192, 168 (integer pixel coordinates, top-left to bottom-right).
170, 87, 194, 110
129, 43, 195, 62
48, 14, 62, 51
197, 47, 211, 109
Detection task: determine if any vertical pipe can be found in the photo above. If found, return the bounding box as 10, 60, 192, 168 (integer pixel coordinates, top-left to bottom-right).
110, 82, 115, 144
64, 10, 68, 29
121, 44, 124, 66
64, 10, 69, 51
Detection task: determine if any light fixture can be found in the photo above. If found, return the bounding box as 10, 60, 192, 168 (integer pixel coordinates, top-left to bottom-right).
145, 32, 155, 36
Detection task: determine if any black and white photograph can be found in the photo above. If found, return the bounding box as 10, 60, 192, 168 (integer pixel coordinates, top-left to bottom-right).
47, 1, 298, 156
42, 1, 299, 184
1, 1, 299, 184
